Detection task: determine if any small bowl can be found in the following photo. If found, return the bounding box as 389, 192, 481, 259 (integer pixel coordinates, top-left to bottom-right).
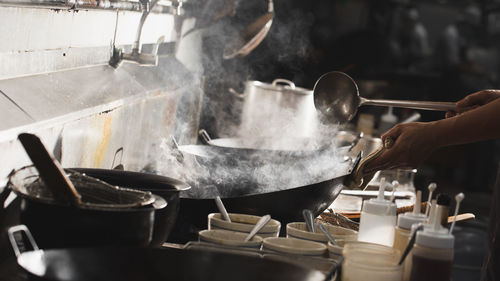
263, 237, 327, 256
286, 222, 358, 244
327, 241, 345, 260
208, 213, 281, 238
198, 229, 263, 248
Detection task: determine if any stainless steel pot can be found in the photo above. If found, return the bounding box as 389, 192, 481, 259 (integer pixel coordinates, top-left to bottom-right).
230, 79, 319, 138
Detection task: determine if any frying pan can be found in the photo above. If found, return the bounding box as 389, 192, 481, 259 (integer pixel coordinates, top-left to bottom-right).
9, 225, 327, 281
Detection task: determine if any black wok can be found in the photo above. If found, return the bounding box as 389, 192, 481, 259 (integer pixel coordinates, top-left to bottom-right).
69, 168, 191, 246
5, 166, 157, 249
170, 175, 348, 243
9, 226, 327, 281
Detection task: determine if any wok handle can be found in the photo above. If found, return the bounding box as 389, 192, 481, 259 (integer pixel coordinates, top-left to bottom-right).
346, 138, 394, 189
361, 98, 457, 112
198, 129, 212, 144
8, 225, 39, 257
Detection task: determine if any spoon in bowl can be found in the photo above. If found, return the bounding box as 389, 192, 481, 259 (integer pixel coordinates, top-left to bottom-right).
303, 209, 316, 233
215, 196, 231, 222
318, 223, 338, 246
244, 215, 271, 242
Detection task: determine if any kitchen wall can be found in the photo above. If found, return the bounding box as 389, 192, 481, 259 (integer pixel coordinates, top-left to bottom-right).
0, 3, 203, 187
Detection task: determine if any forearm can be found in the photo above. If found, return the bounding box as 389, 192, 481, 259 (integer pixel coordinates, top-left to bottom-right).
431, 98, 500, 147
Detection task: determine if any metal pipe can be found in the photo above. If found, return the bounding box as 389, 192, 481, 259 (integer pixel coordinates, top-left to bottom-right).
0, 0, 183, 14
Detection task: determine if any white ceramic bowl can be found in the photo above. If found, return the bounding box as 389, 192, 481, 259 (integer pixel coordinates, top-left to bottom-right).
327, 241, 345, 260
208, 213, 281, 238
286, 222, 358, 244
262, 237, 327, 256
198, 229, 263, 248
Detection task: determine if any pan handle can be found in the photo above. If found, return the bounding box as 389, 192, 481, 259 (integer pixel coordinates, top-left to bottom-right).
346, 138, 394, 189
271, 78, 295, 89
170, 136, 185, 162
198, 129, 212, 144
8, 225, 39, 257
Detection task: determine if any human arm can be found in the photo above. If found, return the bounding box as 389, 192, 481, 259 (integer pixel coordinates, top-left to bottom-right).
364, 94, 500, 173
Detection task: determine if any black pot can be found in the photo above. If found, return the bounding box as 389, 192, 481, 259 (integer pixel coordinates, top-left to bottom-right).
6, 166, 156, 249
70, 168, 190, 246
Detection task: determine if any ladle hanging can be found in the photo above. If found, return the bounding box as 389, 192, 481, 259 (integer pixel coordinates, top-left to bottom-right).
313, 71, 457, 124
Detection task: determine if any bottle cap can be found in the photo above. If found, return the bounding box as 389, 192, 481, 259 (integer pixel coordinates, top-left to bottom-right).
415, 205, 454, 249
397, 190, 426, 229
362, 178, 397, 216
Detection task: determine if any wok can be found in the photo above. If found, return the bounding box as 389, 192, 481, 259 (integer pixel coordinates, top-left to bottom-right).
199, 129, 330, 159
169, 134, 382, 243
5, 166, 157, 248
9, 225, 327, 281
68, 168, 191, 246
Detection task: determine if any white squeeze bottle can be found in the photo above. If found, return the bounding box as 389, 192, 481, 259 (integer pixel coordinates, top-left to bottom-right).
358, 178, 397, 247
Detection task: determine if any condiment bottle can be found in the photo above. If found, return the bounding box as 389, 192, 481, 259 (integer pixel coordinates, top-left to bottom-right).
435, 193, 451, 227
358, 178, 397, 247
394, 191, 427, 281
409, 201, 454, 281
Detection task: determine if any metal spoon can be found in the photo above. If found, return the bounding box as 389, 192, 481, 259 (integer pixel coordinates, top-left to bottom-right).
313, 71, 457, 124
244, 214, 271, 242
302, 209, 316, 233
215, 196, 231, 222
318, 223, 337, 246
223, 0, 274, 59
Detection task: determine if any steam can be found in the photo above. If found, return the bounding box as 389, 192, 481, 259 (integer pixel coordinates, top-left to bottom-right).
149, 1, 349, 199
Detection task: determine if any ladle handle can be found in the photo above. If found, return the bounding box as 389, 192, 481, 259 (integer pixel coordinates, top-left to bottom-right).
361, 98, 457, 112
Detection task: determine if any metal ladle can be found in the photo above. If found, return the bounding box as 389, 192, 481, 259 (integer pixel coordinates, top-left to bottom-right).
223, 0, 274, 59
313, 71, 457, 124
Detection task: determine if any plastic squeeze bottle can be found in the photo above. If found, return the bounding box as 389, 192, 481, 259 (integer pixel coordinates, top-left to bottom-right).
394, 191, 427, 281
358, 178, 397, 247
409, 196, 457, 281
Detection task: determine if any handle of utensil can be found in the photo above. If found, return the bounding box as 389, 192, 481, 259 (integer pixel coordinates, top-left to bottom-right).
362, 98, 456, 112
302, 209, 316, 233
244, 214, 271, 242
318, 223, 337, 246
398, 223, 424, 265
8, 225, 39, 258
215, 196, 231, 222
18, 133, 82, 205
198, 129, 212, 144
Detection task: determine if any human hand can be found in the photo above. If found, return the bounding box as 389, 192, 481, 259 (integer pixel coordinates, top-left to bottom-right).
446, 90, 500, 118
363, 122, 438, 174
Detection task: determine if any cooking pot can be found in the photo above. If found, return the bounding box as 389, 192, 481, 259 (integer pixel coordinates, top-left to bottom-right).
4, 166, 158, 248
230, 78, 319, 138
69, 168, 191, 246
8, 225, 328, 281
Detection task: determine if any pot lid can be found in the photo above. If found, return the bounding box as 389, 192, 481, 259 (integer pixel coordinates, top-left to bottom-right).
250, 79, 312, 95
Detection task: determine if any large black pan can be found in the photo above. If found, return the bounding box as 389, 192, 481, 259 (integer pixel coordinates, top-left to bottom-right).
9, 226, 328, 281
5, 166, 159, 249
170, 173, 350, 243
68, 168, 191, 246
